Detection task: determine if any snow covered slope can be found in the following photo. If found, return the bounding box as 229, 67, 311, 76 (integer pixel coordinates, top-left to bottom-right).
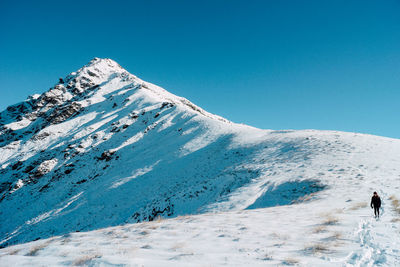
1, 58, 399, 266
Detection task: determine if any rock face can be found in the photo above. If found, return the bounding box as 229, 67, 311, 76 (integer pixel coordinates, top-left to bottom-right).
1, 58, 399, 252
0, 58, 246, 247
34, 159, 58, 178
48, 102, 82, 124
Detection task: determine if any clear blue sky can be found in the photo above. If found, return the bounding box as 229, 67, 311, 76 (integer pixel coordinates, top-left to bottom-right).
1, 0, 399, 138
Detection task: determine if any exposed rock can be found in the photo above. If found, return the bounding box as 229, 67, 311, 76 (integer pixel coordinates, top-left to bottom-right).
48, 102, 82, 124
34, 159, 58, 178
23, 164, 35, 173
160, 102, 174, 109
32, 131, 51, 141
39, 183, 50, 192
110, 126, 120, 133
0, 182, 12, 194
129, 112, 138, 119
87, 70, 99, 77
11, 161, 23, 170
64, 169, 73, 174
98, 151, 115, 161
39, 85, 71, 107
76, 179, 87, 184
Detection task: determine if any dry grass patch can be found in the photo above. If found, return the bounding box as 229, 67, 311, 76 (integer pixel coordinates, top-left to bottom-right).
144, 216, 164, 230
146, 224, 159, 230
331, 231, 342, 240
155, 215, 164, 222
25, 240, 52, 256
8, 249, 21, 255
72, 254, 102, 266
349, 202, 368, 210
304, 243, 330, 255
322, 216, 339, 225
389, 195, 400, 215
312, 225, 327, 234
322, 232, 343, 243
296, 192, 316, 202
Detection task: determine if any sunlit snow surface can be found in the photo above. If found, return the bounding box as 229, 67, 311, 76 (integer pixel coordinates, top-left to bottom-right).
0, 58, 399, 266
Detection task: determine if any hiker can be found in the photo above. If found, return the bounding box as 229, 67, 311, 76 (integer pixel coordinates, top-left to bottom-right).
370, 191, 381, 218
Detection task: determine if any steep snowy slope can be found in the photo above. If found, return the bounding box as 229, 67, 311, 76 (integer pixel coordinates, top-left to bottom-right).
0, 58, 282, 247
0, 58, 399, 266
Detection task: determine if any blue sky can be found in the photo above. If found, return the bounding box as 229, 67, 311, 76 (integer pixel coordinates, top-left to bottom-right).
1, 0, 399, 138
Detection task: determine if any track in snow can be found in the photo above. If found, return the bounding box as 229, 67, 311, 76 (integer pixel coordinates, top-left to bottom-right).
346, 218, 386, 266
345, 191, 400, 266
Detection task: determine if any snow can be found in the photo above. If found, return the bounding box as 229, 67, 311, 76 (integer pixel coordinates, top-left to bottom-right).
35, 159, 58, 177
0, 58, 399, 266
4, 117, 32, 131
110, 161, 160, 189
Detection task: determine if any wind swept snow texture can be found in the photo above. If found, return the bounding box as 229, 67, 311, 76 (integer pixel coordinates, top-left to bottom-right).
1, 58, 400, 266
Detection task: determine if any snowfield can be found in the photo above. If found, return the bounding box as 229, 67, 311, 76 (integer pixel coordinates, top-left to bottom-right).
0, 58, 399, 266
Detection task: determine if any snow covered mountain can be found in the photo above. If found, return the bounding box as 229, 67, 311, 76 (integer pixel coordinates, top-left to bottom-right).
0, 58, 399, 266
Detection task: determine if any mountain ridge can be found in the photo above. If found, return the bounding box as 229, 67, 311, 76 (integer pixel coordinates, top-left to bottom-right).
0, 58, 262, 247
0, 58, 399, 266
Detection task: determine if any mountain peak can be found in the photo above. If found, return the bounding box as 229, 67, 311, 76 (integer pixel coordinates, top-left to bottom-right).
62, 58, 130, 95
1, 59, 400, 266
61, 58, 229, 124
0, 58, 229, 150
85, 57, 122, 70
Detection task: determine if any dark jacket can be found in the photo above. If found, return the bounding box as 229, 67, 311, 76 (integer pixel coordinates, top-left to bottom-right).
371, 195, 381, 208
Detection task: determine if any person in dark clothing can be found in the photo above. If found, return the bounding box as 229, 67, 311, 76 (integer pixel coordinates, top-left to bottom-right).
370, 191, 381, 218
